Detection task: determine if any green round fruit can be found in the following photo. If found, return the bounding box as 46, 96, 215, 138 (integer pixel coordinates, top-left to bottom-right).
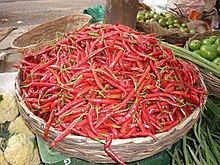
193, 50, 201, 56
200, 45, 218, 61
168, 24, 174, 29
212, 57, 220, 65
150, 18, 157, 22
189, 29, 197, 34
173, 23, 181, 28
150, 10, 157, 15
209, 35, 219, 43
214, 38, 220, 45
153, 14, 161, 20
164, 13, 173, 19
158, 18, 167, 27
211, 44, 220, 55
137, 14, 145, 22
145, 13, 153, 20
188, 40, 202, 51
181, 23, 187, 28
138, 11, 146, 16
166, 20, 174, 26
202, 38, 214, 45
173, 19, 180, 24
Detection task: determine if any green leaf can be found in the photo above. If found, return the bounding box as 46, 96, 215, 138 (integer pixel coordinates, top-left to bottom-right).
87, 32, 99, 37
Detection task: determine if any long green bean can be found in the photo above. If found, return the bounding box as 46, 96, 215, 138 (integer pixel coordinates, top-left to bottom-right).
207, 128, 220, 164
183, 135, 190, 165
161, 42, 220, 77
187, 144, 202, 165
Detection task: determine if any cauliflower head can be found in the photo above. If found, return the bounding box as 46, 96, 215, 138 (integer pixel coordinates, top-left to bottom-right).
0, 149, 8, 165
8, 116, 35, 139
32, 148, 41, 165
0, 93, 19, 123
4, 133, 39, 165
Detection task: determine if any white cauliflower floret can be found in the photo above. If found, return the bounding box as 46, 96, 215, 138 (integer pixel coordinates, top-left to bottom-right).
8, 116, 35, 139
0, 93, 19, 123
0, 149, 8, 165
32, 148, 41, 165
4, 133, 40, 165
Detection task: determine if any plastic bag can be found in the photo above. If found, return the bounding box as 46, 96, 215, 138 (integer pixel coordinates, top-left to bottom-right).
83, 5, 105, 23
143, 0, 168, 13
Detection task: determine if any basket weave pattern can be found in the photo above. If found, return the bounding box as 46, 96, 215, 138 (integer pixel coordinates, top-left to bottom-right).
12, 14, 92, 49
15, 71, 206, 163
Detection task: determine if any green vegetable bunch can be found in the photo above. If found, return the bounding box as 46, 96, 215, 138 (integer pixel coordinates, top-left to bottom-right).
169, 96, 220, 165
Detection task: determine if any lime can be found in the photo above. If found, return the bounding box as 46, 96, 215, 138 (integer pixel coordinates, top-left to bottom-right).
189, 29, 197, 34
137, 14, 145, 22
181, 23, 187, 28
173, 23, 181, 28
173, 19, 180, 24
145, 13, 153, 20
153, 14, 161, 21
168, 24, 174, 29
164, 13, 173, 19
150, 10, 157, 15
137, 11, 145, 16
188, 40, 202, 51
166, 20, 174, 26
150, 18, 157, 22
158, 18, 167, 27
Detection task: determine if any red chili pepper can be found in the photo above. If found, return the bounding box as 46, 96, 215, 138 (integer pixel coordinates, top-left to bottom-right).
104, 134, 126, 165
86, 98, 119, 105
88, 108, 105, 139
104, 77, 127, 95
109, 49, 124, 69
41, 94, 59, 105
55, 98, 84, 116
120, 117, 132, 135
120, 127, 137, 139
44, 101, 57, 140
28, 82, 59, 87
149, 60, 161, 79
116, 98, 139, 126
138, 64, 151, 85
162, 119, 180, 132
31, 58, 56, 74
76, 86, 92, 98
50, 113, 85, 148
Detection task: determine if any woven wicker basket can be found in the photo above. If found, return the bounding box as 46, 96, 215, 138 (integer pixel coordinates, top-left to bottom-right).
12, 14, 92, 49
15, 70, 207, 164
185, 31, 220, 99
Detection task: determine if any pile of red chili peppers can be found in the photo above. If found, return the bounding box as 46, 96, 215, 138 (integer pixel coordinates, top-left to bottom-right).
18, 23, 206, 165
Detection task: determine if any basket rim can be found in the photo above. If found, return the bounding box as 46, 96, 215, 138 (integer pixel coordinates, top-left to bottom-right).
11, 13, 92, 50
